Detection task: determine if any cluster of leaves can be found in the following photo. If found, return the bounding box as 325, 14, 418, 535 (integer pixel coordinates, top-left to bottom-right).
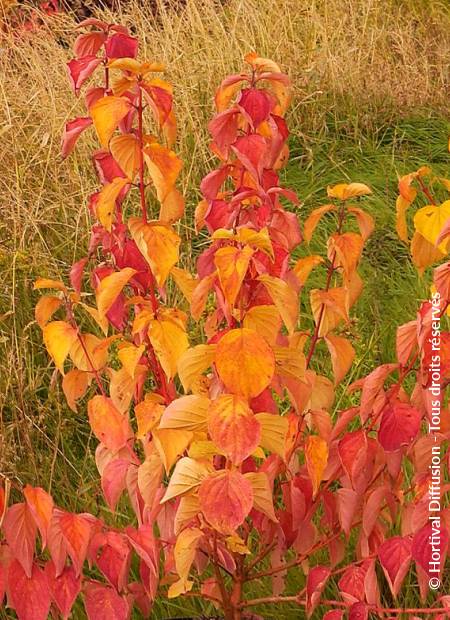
1, 19, 450, 620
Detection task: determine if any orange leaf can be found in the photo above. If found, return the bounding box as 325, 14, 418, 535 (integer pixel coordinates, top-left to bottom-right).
110, 134, 140, 180
160, 188, 185, 224
410, 231, 445, 274
328, 232, 363, 277
33, 277, 67, 292
215, 328, 275, 399
90, 95, 132, 147
118, 342, 145, 378
135, 396, 164, 438
35, 295, 62, 327
129, 217, 180, 287
69, 333, 108, 372
96, 267, 136, 320
347, 206, 374, 241
23, 486, 54, 550
42, 321, 78, 374
303, 205, 335, 243
168, 527, 203, 598
87, 395, 131, 452
327, 183, 371, 200
208, 394, 261, 465
214, 245, 254, 308
143, 142, 182, 203
96, 177, 129, 231
305, 435, 328, 496
292, 255, 324, 286
310, 288, 349, 337
54, 510, 92, 577
198, 470, 253, 534
62, 369, 91, 412
325, 334, 355, 385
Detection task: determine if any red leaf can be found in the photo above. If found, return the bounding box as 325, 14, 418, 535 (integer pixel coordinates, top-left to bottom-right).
67, 56, 102, 95
61, 117, 92, 159
198, 470, 253, 534
101, 458, 130, 511
54, 510, 93, 577
73, 31, 107, 57
231, 134, 267, 182
378, 536, 412, 597
94, 149, 127, 184
238, 88, 273, 126
200, 165, 231, 200
84, 582, 129, 620
8, 560, 51, 620
208, 108, 239, 153
95, 531, 131, 592
338, 430, 368, 491
349, 602, 368, 620
412, 522, 449, 577
45, 561, 81, 620
306, 565, 330, 616
336, 488, 359, 536
23, 485, 54, 550
2, 503, 37, 577
378, 402, 422, 451
105, 33, 138, 59
323, 613, 344, 620
126, 524, 158, 576
70, 257, 89, 294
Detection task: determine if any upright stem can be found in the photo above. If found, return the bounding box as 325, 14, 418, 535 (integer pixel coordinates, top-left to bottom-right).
137, 83, 148, 225
305, 204, 346, 367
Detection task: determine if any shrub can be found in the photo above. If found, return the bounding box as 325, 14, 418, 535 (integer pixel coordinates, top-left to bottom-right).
1, 18, 449, 620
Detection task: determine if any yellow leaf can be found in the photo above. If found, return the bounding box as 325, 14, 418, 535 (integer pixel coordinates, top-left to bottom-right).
110, 134, 140, 180
118, 342, 145, 378
236, 227, 274, 259
161, 457, 211, 503
177, 345, 216, 394
138, 454, 164, 507
129, 217, 180, 287
109, 366, 138, 413
42, 321, 78, 373
168, 527, 203, 598
303, 205, 335, 243
244, 472, 278, 522
90, 95, 132, 147
80, 303, 109, 336
96, 267, 136, 320
243, 305, 281, 345
215, 328, 275, 399
274, 345, 306, 380
414, 200, 450, 253
96, 177, 129, 231
159, 394, 210, 431
325, 334, 355, 385
170, 267, 198, 303
69, 333, 108, 372
175, 494, 201, 534
305, 435, 328, 496
35, 295, 62, 327
257, 274, 298, 334
214, 245, 254, 308
327, 183, 371, 200
255, 413, 288, 458
148, 316, 189, 379
226, 534, 251, 555
153, 428, 194, 472
109, 58, 165, 75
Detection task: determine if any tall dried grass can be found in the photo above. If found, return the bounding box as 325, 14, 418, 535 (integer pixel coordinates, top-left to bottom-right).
0, 0, 448, 499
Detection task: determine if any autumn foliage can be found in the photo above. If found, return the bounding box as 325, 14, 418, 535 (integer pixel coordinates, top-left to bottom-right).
1, 18, 450, 620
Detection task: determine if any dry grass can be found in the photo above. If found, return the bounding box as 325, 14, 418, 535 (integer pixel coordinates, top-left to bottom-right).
0, 0, 448, 498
